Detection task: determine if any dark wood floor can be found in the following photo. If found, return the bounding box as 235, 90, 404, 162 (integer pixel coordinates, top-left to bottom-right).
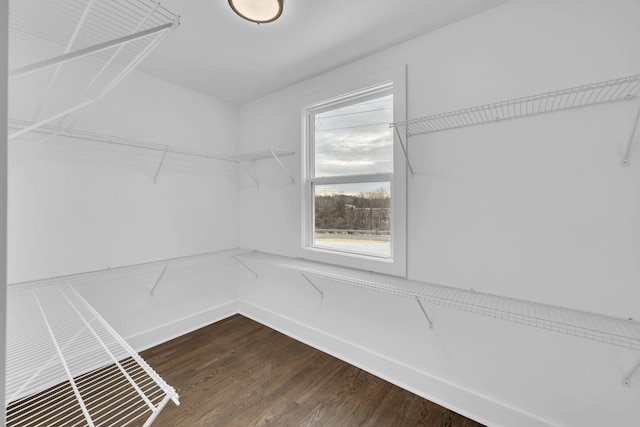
138, 314, 484, 427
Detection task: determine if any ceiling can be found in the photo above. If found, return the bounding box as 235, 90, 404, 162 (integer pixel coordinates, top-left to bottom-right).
137, 0, 509, 105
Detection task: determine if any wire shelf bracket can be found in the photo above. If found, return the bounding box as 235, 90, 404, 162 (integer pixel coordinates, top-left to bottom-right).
153, 147, 169, 184
234, 148, 296, 187
622, 102, 640, 167
301, 273, 324, 299
390, 74, 640, 168
149, 266, 168, 296
235, 256, 259, 279
415, 297, 434, 329
235, 251, 640, 354
237, 161, 261, 187
623, 357, 640, 387
269, 148, 296, 185
393, 126, 414, 176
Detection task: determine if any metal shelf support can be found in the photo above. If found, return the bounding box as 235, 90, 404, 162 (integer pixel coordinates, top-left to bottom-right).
235, 256, 259, 279
622, 103, 640, 167
415, 297, 434, 329
623, 358, 640, 387
235, 149, 295, 187
150, 266, 168, 295
393, 126, 414, 176
269, 148, 295, 185
238, 161, 261, 187
301, 273, 324, 298
153, 148, 169, 183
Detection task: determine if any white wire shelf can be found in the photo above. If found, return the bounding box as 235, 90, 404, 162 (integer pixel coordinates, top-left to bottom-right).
235, 251, 640, 351
5, 249, 247, 425
8, 248, 245, 297
8, 118, 296, 185
9, 0, 179, 140
391, 74, 640, 136
8, 118, 239, 162
5, 285, 179, 426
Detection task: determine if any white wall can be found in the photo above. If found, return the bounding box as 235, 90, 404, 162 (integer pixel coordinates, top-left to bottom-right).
237, 1, 640, 426
8, 66, 240, 348
1, 1, 9, 411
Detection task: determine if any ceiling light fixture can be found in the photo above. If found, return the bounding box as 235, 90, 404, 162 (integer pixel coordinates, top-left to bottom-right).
228, 0, 283, 24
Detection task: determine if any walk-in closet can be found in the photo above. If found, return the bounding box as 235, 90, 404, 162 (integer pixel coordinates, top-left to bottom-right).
2, 0, 640, 426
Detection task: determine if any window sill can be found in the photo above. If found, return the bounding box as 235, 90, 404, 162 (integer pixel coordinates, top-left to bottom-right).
301, 244, 404, 277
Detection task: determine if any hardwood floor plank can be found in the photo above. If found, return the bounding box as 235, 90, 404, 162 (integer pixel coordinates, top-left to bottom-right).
136, 315, 485, 427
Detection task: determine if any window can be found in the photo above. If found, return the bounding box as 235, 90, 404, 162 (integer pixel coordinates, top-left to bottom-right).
304, 83, 396, 260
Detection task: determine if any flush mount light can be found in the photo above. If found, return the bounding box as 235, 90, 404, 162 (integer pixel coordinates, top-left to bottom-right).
228, 0, 283, 24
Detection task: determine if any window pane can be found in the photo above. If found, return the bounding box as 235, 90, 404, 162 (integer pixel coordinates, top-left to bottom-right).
314, 94, 393, 177
314, 182, 390, 257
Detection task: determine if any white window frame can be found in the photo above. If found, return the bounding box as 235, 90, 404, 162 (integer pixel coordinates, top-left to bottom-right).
301, 67, 407, 276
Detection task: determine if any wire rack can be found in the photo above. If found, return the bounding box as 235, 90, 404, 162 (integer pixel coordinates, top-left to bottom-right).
5, 285, 179, 426
390, 74, 640, 136
236, 251, 640, 351
7, 119, 296, 164
5, 249, 245, 424
9, 0, 179, 140
7, 119, 296, 185
8, 248, 245, 297
8, 118, 238, 162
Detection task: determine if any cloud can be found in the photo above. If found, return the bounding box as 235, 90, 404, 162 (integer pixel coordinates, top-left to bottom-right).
313, 94, 394, 177
315, 127, 393, 176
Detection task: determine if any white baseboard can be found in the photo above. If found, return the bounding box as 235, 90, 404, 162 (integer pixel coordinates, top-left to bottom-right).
126, 300, 239, 352
238, 301, 556, 427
